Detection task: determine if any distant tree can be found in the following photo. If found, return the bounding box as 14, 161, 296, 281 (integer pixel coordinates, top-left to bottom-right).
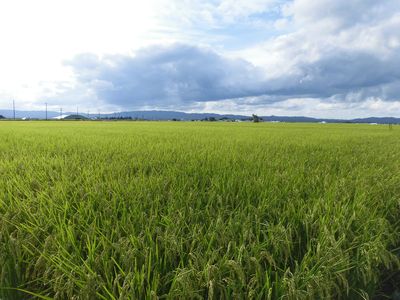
208, 117, 217, 122
252, 114, 260, 123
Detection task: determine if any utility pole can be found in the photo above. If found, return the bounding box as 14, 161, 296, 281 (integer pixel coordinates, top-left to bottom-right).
87, 110, 90, 119
12, 100, 15, 120
60, 107, 62, 119
45, 103, 48, 120
98, 109, 100, 120
77, 107, 79, 116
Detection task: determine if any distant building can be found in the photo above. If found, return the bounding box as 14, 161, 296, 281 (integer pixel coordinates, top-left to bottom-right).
53, 114, 69, 120
54, 114, 89, 120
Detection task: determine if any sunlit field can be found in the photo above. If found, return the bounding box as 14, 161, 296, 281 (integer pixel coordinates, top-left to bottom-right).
0, 121, 399, 299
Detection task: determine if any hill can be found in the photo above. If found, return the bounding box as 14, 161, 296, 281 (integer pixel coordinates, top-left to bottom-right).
1, 109, 400, 124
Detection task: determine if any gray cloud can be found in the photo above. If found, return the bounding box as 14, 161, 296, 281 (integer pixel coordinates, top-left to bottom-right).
59, 0, 400, 110
284, 50, 400, 98
65, 45, 268, 107
284, 0, 399, 31
64, 43, 400, 108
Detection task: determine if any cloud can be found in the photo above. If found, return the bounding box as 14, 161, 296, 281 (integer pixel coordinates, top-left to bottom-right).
45, 0, 400, 117
60, 39, 400, 110
193, 96, 400, 119
238, 0, 400, 101
283, 0, 399, 31
161, 0, 281, 28
64, 44, 268, 107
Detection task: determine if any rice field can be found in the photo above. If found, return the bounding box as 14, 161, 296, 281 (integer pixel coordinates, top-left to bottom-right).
0, 121, 399, 299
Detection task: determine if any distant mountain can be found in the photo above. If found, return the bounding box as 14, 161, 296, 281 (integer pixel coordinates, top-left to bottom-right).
1, 109, 400, 124
102, 110, 247, 120
349, 117, 400, 124
0, 110, 59, 119
260, 115, 348, 123
261, 116, 400, 124
94, 111, 400, 124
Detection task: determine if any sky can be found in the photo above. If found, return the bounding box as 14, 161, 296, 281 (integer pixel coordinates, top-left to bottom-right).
0, 0, 400, 118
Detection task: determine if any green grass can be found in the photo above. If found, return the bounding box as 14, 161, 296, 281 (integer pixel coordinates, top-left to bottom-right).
0, 121, 399, 299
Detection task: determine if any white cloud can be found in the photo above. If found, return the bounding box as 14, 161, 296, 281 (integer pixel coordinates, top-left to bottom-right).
1, 0, 400, 118
0, 0, 169, 109
50, 44, 268, 110
192, 97, 400, 119
160, 0, 281, 28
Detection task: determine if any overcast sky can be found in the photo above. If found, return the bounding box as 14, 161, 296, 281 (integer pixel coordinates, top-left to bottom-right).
1, 0, 400, 117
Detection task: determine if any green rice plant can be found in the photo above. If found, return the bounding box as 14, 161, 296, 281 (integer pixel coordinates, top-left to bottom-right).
0, 121, 399, 299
